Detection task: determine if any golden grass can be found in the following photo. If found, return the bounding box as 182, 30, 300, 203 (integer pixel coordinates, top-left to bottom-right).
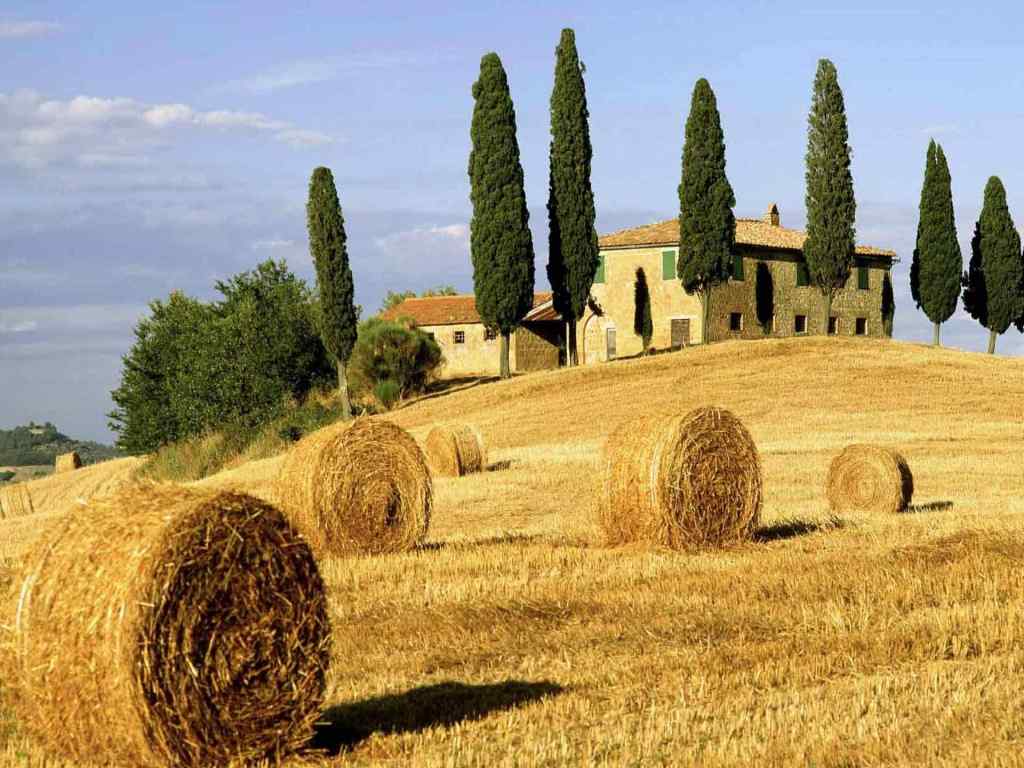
4, 337, 1024, 766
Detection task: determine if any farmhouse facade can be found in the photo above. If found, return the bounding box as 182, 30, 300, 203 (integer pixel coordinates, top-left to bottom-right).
578, 204, 898, 363
380, 293, 563, 378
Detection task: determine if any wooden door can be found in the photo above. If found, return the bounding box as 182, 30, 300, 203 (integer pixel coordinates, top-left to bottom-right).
671, 318, 691, 350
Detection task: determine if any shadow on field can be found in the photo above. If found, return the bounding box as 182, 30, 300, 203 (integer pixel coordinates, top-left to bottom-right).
399, 376, 498, 410
905, 500, 954, 514
487, 459, 514, 472
310, 680, 563, 754
754, 517, 844, 542
417, 532, 546, 553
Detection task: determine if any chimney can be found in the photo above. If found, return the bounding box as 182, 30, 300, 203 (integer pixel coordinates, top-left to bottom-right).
764, 203, 780, 227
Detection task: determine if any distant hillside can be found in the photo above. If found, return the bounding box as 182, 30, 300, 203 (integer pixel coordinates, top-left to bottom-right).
0, 422, 121, 468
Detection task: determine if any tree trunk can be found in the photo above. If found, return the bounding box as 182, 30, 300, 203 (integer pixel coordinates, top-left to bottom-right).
988, 328, 997, 355
567, 320, 578, 367
823, 292, 832, 336
337, 359, 352, 419
933, 322, 941, 347
701, 285, 712, 345
500, 331, 511, 378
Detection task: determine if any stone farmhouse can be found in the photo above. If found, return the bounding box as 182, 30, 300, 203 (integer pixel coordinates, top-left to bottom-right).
382, 204, 897, 377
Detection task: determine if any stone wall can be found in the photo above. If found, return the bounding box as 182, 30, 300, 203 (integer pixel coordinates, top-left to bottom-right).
421, 322, 561, 377
515, 321, 562, 371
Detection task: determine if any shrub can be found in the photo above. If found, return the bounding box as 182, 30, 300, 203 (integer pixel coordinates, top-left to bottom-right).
0, 470, 15, 483
373, 379, 402, 410
349, 317, 443, 400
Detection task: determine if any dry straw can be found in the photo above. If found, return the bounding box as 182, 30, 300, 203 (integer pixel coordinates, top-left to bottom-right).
0, 482, 34, 520
0, 484, 331, 767
54, 451, 81, 474
424, 423, 487, 476
276, 418, 432, 556
602, 406, 762, 549
826, 443, 914, 514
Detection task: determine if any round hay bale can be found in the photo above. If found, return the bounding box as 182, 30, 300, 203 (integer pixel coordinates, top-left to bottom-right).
276, 418, 432, 555
0, 484, 330, 767
54, 451, 82, 474
602, 406, 762, 549
0, 482, 34, 520
826, 444, 913, 514
424, 423, 487, 476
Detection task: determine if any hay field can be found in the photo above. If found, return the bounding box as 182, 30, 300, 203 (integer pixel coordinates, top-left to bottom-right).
4, 336, 1024, 766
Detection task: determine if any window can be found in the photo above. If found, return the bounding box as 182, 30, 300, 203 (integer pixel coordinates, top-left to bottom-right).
794, 314, 807, 334
453, 330, 465, 344
594, 254, 605, 284
858, 264, 870, 290
662, 250, 677, 280
729, 312, 743, 332
855, 317, 867, 336
732, 253, 745, 281
828, 316, 839, 335
796, 262, 810, 287
484, 327, 496, 341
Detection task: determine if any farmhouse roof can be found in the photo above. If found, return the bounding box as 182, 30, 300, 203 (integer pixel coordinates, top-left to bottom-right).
599, 205, 896, 259
380, 292, 554, 327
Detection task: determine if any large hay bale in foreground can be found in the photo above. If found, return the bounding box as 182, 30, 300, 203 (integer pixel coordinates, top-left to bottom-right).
424, 423, 487, 476
276, 418, 432, 555
826, 444, 913, 514
54, 451, 81, 474
0, 485, 331, 768
602, 406, 762, 549
0, 482, 34, 520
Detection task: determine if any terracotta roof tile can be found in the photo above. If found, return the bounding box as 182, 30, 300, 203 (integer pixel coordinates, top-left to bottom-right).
380, 292, 553, 327
599, 217, 896, 259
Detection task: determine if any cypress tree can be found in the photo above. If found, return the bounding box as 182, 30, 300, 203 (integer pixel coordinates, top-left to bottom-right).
468, 53, 535, 378
547, 28, 599, 367
804, 59, 856, 334
633, 267, 653, 353
882, 272, 896, 337
306, 166, 357, 418
961, 177, 1024, 354
677, 78, 735, 345
755, 261, 775, 335
914, 141, 962, 346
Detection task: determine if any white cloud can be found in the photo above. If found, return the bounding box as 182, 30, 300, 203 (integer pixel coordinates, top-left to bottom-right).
0, 319, 37, 334
222, 52, 426, 94
374, 223, 470, 251
251, 238, 296, 251
0, 89, 333, 168
0, 20, 60, 39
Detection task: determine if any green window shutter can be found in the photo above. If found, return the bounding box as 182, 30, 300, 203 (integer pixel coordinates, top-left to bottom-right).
662, 250, 676, 280
858, 264, 869, 290
796, 262, 809, 287
594, 253, 605, 284
732, 252, 744, 281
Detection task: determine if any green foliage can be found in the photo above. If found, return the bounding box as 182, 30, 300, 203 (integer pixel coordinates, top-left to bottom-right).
546, 28, 599, 328
110, 260, 333, 454
307, 167, 358, 390
961, 177, 1024, 342
0, 471, 15, 483
0, 421, 120, 466
882, 272, 896, 337
633, 268, 653, 352
755, 261, 775, 334
380, 285, 458, 314
677, 78, 736, 299
468, 52, 535, 371
913, 141, 962, 329
348, 317, 443, 401
804, 59, 856, 309
373, 379, 402, 410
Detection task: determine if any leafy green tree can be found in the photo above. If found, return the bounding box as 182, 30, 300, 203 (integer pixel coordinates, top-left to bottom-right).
348, 317, 443, 400
755, 261, 775, 335
961, 177, 1024, 354
633, 267, 653, 353
546, 28, 599, 367
677, 78, 735, 345
379, 285, 459, 315
307, 166, 358, 417
804, 59, 856, 334
468, 53, 535, 378
912, 141, 962, 346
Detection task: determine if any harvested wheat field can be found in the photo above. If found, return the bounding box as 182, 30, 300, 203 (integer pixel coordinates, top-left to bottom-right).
4, 336, 1024, 766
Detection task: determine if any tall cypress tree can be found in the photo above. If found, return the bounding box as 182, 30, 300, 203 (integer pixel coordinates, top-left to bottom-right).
633, 267, 653, 354
468, 53, 535, 378
547, 28, 598, 367
804, 59, 856, 334
677, 78, 735, 345
961, 176, 1024, 354
306, 166, 357, 418
755, 261, 775, 335
914, 141, 962, 346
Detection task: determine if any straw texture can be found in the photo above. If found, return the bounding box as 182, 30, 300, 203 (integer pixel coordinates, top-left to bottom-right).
0, 482, 34, 520
0, 484, 331, 767
276, 418, 432, 555
424, 424, 487, 476
826, 443, 914, 514
602, 406, 762, 548
54, 451, 81, 473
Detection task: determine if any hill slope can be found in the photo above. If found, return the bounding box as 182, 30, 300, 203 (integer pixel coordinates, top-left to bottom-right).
0, 422, 120, 468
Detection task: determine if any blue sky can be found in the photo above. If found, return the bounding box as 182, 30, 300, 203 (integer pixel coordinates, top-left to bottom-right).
2, 0, 1024, 442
